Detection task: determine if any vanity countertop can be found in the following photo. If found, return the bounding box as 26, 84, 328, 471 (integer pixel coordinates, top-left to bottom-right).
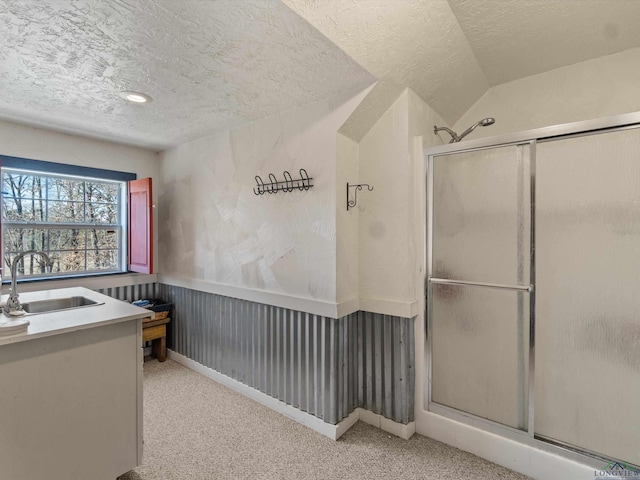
0, 286, 152, 347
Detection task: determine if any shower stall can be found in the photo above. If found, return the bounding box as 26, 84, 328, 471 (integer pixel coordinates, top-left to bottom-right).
425, 115, 640, 468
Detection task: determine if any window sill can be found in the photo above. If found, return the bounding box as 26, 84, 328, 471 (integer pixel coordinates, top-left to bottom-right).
4, 271, 125, 285
4, 272, 158, 294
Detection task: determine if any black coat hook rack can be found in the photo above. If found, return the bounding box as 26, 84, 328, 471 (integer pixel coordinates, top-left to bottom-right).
346, 182, 374, 210
253, 169, 313, 195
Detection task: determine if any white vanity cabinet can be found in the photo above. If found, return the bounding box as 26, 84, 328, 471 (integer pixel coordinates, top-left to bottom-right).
0, 287, 151, 480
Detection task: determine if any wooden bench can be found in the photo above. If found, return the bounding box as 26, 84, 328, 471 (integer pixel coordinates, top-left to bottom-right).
142, 316, 171, 362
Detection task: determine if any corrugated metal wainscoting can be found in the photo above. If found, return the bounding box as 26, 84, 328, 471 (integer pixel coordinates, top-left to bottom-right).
95, 282, 414, 426
156, 284, 415, 425
96, 283, 159, 302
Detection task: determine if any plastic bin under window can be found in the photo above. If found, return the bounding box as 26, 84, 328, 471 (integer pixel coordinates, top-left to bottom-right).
133, 299, 172, 320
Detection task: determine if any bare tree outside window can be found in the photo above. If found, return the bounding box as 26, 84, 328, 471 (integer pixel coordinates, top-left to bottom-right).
2, 169, 123, 279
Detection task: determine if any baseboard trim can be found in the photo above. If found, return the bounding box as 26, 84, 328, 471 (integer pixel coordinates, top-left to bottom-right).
168, 350, 354, 440
167, 350, 414, 441
358, 409, 416, 440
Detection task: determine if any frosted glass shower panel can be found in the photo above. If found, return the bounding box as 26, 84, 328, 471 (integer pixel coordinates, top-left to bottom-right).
536, 128, 640, 465
431, 283, 529, 430
432, 145, 530, 285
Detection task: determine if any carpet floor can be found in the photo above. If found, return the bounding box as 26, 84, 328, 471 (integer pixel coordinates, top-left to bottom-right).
118, 359, 530, 480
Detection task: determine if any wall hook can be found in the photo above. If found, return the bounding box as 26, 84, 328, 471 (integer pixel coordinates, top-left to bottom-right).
253, 169, 313, 195
346, 182, 373, 210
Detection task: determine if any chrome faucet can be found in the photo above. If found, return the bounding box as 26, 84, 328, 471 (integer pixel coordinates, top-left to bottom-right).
4, 250, 54, 314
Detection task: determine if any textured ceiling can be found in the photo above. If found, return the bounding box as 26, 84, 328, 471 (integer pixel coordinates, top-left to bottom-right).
0, 0, 374, 150
283, 0, 489, 126
449, 0, 640, 86
2, 0, 640, 150
285, 0, 640, 126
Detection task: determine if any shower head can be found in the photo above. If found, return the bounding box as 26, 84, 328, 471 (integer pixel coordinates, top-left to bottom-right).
434, 117, 495, 143
457, 117, 495, 142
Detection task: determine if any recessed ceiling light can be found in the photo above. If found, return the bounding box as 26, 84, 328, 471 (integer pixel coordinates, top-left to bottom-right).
119, 91, 152, 104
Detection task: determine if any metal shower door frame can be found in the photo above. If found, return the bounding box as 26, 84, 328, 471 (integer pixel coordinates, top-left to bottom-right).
423, 110, 640, 468
425, 139, 536, 438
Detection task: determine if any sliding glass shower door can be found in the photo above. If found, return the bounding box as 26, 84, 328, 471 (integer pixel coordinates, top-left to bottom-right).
427, 124, 640, 466
428, 144, 533, 431
535, 128, 640, 465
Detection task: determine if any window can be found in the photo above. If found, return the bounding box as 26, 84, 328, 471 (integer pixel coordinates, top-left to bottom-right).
0, 155, 153, 280
2, 168, 125, 279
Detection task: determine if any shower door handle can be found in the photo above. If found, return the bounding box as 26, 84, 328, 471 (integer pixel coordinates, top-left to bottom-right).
429, 277, 533, 292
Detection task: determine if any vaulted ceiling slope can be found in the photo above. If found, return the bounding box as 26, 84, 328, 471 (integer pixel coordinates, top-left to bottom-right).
284, 0, 640, 126
2, 1, 640, 151
0, 0, 374, 150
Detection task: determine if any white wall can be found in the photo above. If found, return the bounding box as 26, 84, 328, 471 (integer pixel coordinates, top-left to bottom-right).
357, 92, 410, 314
336, 81, 402, 314
158, 87, 369, 309
0, 121, 159, 179
335, 132, 359, 309
454, 46, 640, 139
0, 120, 160, 287
354, 89, 447, 317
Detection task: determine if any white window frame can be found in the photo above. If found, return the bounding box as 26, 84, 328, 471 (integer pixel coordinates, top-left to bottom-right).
1, 165, 131, 281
